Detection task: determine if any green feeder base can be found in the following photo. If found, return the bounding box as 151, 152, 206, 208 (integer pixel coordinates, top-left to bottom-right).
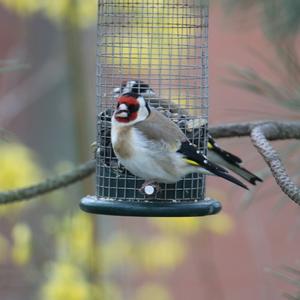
80, 196, 222, 217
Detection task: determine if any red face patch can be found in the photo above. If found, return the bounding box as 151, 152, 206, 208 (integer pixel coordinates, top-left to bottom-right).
115, 95, 139, 123
117, 95, 139, 106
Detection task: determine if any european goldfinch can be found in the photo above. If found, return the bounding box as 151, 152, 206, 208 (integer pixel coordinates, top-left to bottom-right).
111, 92, 248, 190
113, 80, 262, 185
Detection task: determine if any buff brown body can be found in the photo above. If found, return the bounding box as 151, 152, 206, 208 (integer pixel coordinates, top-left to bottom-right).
113, 80, 262, 185
111, 93, 249, 190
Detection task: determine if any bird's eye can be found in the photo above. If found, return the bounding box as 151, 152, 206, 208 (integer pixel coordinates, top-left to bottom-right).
128, 104, 139, 113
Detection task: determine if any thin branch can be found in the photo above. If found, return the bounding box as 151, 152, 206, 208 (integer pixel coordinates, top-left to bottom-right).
209, 120, 300, 140
0, 120, 299, 205
251, 124, 300, 205
0, 160, 96, 205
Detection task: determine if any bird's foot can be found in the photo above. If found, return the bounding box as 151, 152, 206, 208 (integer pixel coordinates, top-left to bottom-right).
90, 141, 99, 158
139, 181, 160, 196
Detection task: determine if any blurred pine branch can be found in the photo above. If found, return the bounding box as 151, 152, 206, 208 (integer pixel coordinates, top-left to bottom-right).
0, 60, 29, 73
224, 45, 300, 112
270, 266, 300, 300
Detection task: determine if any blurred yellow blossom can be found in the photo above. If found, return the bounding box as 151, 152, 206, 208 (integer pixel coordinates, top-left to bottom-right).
57, 212, 95, 268
0, 142, 42, 190
104, 0, 194, 75
40, 0, 96, 27
0, 0, 97, 27
138, 236, 186, 273
0, 0, 40, 15
151, 213, 234, 237
150, 217, 204, 237
100, 232, 136, 272
135, 283, 171, 300
202, 213, 234, 235
100, 233, 186, 274
0, 142, 42, 215
98, 282, 122, 300
11, 223, 32, 265
41, 262, 91, 300
41, 212, 122, 300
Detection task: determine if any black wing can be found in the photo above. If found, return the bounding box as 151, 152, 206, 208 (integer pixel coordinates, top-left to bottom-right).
208, 134, 242, 164
177, 141, 249, 190
208, 135, 262, 185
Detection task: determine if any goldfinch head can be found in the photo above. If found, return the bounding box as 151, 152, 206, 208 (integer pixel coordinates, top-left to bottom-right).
113, 92, 150, 125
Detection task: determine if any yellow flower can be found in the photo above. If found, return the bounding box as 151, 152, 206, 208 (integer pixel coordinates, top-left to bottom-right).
60, 213, 95, 268
11, 223, 32, 265
0, 0, 40, 15
0, 142, 42, 215
41, 262, 91, 300
40, 212, 125, 300
100, 232, 187, 274
98, 282, 122, 300
138, 236, 186, 273
150, 217, 204, 237
203, 213, 234, 235
135, 283, 171, 300
151, 213, 234, 237
49, 212, 96, 271
102, 0, 195, 76
0, 0, 97, 27
0, 142, 42, 190
100, 232, 136, 272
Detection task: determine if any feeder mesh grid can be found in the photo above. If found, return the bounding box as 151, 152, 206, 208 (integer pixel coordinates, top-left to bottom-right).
96, 0, 209, 202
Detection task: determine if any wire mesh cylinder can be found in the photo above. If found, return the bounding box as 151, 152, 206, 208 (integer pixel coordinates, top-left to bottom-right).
81, 0, 221, 216
80, 0, 222, 216
96, 0, 209, 204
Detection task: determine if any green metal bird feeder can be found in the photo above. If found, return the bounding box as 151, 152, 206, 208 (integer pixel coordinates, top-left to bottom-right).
80, 0, 222, 217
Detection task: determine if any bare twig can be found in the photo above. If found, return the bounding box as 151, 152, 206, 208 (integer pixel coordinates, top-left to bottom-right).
0, 160, 96, 205
209, 120, 300, 140
251, 124, 300, 205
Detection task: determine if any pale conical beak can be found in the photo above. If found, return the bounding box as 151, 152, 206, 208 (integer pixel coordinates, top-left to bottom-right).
115, 103, 129, 118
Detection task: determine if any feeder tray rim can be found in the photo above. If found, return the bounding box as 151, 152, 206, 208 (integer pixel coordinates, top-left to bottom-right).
80, 195, 222, 217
